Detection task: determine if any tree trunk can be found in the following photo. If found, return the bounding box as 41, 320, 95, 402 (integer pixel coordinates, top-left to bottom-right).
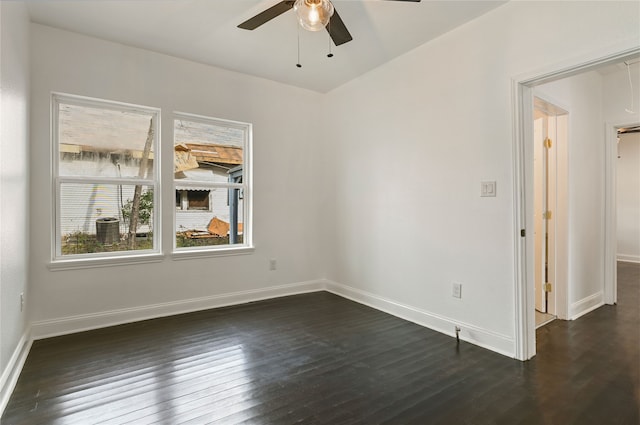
128, 117, 154, 250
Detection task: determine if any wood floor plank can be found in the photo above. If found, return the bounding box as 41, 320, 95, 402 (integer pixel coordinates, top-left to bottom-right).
3, 263, 638, 424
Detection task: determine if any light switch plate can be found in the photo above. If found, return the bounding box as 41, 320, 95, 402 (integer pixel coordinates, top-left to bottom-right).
452, 283, 462, 299
481, 181, 497, 197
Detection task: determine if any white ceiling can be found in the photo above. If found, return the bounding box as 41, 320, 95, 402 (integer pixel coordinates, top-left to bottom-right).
26, 0, 506, 93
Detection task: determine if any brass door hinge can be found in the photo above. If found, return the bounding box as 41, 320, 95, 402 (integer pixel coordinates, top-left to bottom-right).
544, 282, 552, 292
543, 210, 553, 220
544, 138, 553, 149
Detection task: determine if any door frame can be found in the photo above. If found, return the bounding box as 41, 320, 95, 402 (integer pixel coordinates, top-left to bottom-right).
605, 119, 640, 305
512, 44, 640, 361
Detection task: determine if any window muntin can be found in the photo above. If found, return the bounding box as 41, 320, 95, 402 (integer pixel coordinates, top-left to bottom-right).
53, 94, 160, 260
173, 114, 251, 251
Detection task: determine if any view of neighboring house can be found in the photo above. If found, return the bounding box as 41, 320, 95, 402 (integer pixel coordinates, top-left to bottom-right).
59, 142, 154, 236
174, 142, 244, 238
58, 103, 244, 250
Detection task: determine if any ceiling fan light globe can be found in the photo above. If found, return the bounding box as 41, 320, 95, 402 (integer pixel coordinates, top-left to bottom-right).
294, 0, 334, 32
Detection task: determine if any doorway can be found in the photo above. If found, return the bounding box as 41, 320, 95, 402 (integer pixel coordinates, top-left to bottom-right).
512, 46, 640, 361
615, 128, 640, 263
533, 97, 567, 328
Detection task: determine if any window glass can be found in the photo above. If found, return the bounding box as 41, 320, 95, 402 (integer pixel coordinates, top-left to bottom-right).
51, 95, 251, 263
59, 103, 155, 179
53, 94, 159, 259
59, 183, 154, 254
176, 188, 244, 248
174, 115, 250, 251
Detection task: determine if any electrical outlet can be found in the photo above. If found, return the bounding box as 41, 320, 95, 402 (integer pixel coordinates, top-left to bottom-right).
20, 293, 24, 312
269, 259, 277, 271
452, 283, 462, 299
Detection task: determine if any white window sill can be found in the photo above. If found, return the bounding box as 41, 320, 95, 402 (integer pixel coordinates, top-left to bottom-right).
48, 246, 255, 269
48, 252, 165, 271
172, 245, 255, 261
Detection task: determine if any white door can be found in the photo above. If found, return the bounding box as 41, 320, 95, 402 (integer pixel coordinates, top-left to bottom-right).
533, 98, 563, 315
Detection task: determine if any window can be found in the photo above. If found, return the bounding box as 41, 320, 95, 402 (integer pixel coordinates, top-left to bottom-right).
174, 113, 251, 251
51, 94, 252, 265
175, 190, 211, 211
52, 94, 160, 260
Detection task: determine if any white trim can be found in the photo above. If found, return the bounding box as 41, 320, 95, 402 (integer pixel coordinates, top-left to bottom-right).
171, 112, 252, 254
31, 280, 324, 340
174, 181, 244, 190
173, 111, 250, 131
28, 278, 520, 354
48, 252, 165, 271
617, 254, 640, 264
0, 329, 32, 416
604, 122, 618, 305
324, 280, 516, 359
171, 245, 255, 260
9, 278, 526, 415
605, 120, 640, 304
51, 92, 162, 262
569, 291, 604, 320
58, 176, 155, 186
511, 79, 534, 361
511, 41, 640, 87
512, 43, 640, 361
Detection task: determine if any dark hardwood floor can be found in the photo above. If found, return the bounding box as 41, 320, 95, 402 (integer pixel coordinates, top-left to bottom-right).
3, 262, 638, 424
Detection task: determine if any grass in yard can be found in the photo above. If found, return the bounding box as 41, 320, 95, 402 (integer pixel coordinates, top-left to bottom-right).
62, 232, 152, 255
176, 233, 243, 248
62, 232, 244, 254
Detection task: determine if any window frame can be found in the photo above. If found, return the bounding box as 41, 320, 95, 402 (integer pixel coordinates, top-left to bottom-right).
172, 112, 253, 256
50, 93, 162, 267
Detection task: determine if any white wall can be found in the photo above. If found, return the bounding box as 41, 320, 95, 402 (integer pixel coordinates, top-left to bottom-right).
22, 0, 640, 359
616, 132, 640, 262
29, 24, 325, 331
321, 1, 640, 356
603, 63, 640, 125
0, 0, 30, 401
602, 63, 640, 263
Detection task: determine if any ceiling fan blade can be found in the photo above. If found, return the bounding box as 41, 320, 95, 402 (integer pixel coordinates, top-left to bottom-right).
238, 1, 295, 30
326, 9, 353, 46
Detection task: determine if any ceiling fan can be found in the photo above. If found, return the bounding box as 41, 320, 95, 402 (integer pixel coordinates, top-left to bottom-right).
238, 0, 422, 46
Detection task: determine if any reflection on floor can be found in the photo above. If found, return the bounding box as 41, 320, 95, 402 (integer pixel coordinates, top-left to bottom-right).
535, 309, 556, 328
3, 262, 638, 424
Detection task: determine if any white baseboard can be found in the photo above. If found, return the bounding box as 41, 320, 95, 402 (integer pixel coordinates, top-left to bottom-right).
7, 277, 522, 418
570, 291, 604, 320
0, 328, 32, 416
31, 280, 324, 340
617, 254, 640, 264
30, 278, 520, 358
323, 280, 516, 358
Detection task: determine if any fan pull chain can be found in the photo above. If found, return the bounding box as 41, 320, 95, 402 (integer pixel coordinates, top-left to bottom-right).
296, 23, 302, 68
327, 20, 333, 58
625, 62, 634, 114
